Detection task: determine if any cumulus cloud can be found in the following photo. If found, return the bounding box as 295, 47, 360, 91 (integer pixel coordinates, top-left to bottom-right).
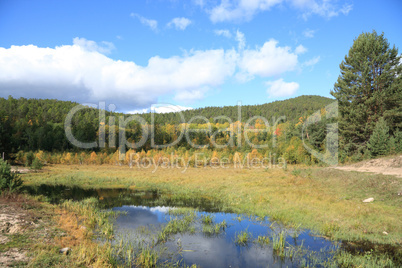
208, 0, 353, 23
130, 13, 158, 31
73, 37, 115, 54
167, 17, 192, 30
303, 28, 315, 38
235, 30, 246, 50
295, 44, 307, 54
152, 105, 193, 114
239, 39, 298, 77
266, 78, 299, 97
0, 35, 313, 110
0, 39, 238, 111
214, 29, 232, 38
129, 105, 193, 114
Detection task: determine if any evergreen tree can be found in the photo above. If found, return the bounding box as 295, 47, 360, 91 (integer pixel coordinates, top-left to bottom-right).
368, 117, 390, 157
331, 31, 402, 155
394, 129, 402, 153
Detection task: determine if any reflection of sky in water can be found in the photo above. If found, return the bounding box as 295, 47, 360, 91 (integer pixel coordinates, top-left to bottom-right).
112, 206, 337, 268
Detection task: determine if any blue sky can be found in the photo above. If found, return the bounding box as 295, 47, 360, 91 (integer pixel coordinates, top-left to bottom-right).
0, 0, 401, 113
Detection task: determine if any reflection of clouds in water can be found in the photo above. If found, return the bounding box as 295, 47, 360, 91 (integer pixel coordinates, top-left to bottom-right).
149, 206, 173, 213
172, 233, 293, 268
112, 205, 336, 267
113, 206, 171, 228
123, 205, 174, 214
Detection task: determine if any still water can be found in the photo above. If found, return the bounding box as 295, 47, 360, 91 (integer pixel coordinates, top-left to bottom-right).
24, 185, 339, 267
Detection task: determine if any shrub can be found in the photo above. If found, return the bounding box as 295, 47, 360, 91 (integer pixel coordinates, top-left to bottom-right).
31, 158, 43, 170
25, 151, 35, 167
0, 158, 23, 193
368, 118, 390, 157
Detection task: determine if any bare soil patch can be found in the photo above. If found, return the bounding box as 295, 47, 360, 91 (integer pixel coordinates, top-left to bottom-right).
334, 155, 402, 178
0, 194, 48, 267
10, 166, 31, 174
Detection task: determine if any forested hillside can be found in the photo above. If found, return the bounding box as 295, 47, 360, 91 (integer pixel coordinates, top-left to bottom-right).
2, 34, 401, 169
0, 95, 333, 161
146, 95, 333, 125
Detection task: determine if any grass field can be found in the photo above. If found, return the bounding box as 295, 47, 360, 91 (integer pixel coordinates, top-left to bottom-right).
22, 163, 401, 247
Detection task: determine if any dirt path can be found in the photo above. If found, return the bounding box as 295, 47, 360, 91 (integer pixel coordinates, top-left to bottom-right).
333, 155, 402, 178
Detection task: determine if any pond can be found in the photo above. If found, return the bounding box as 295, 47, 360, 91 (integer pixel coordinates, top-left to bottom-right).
24, 185, 340, 267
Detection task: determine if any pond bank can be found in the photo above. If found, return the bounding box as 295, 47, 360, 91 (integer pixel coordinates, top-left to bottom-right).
14, 164, 402, 266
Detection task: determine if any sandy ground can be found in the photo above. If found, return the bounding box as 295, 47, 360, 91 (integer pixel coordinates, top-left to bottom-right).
10, 166, 31, 174
333, 155, 402, 178
0, 196, 44, 267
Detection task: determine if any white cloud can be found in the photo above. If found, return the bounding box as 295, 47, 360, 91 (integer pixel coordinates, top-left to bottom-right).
302, 55, 320, 67
0, 34, 312, 110
239, 39, 298, 77
214, 29, 232, 38
128, 108, 149, 114
193, 0, 205, 7
73, 37, 115, 54
209, 0, 281, 23
129, 105, 193, 114
152, 105, 194, 114
167, 17, 192, 30
130, 13, 158, 31
235, 30, 246, 51
295, 44, 307, 54
266, 78, 299, 97
290, 0, 353, 20
0, 39, 237, 111
303, 28, 315, 38
208, 0, 352, 22
174, 88, 208, 103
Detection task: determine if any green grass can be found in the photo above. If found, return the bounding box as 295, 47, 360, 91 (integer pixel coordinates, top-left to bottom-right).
255, 235, 270, 246
200, 214, 214, 225
234, 230, 252, 246
20, 162, 402, 266
272, 230, 286, 257
202, 220, 227, 236
157, 212, 197, 243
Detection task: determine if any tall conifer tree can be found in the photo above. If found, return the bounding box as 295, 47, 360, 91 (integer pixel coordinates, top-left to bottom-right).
331, 31, 402, 154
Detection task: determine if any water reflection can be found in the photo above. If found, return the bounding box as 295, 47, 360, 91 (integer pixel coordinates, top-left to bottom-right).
23, 185, 339, 267
112, 205, 337, 267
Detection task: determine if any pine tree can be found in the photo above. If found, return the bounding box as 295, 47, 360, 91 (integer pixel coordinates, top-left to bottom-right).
368, 117, 390, 157
394, 129, 402, 153
331, 31, 402, 155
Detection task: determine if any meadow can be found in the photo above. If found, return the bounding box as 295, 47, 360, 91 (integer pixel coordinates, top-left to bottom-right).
22, 164, 401, 246
0, 161, 399, 267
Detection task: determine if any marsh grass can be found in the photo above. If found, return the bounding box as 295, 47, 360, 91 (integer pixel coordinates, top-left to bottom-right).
200, 214, 214, 225
202, 220, 227, 236
235, 230, 252, 246
255, 235, 270, 245
21, 163, 402, 265
135, 247, 158, 267
291, 168, 301, 177
272, 230, 286, 257
157, 213, 196, 243
332, 250, 397, 267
